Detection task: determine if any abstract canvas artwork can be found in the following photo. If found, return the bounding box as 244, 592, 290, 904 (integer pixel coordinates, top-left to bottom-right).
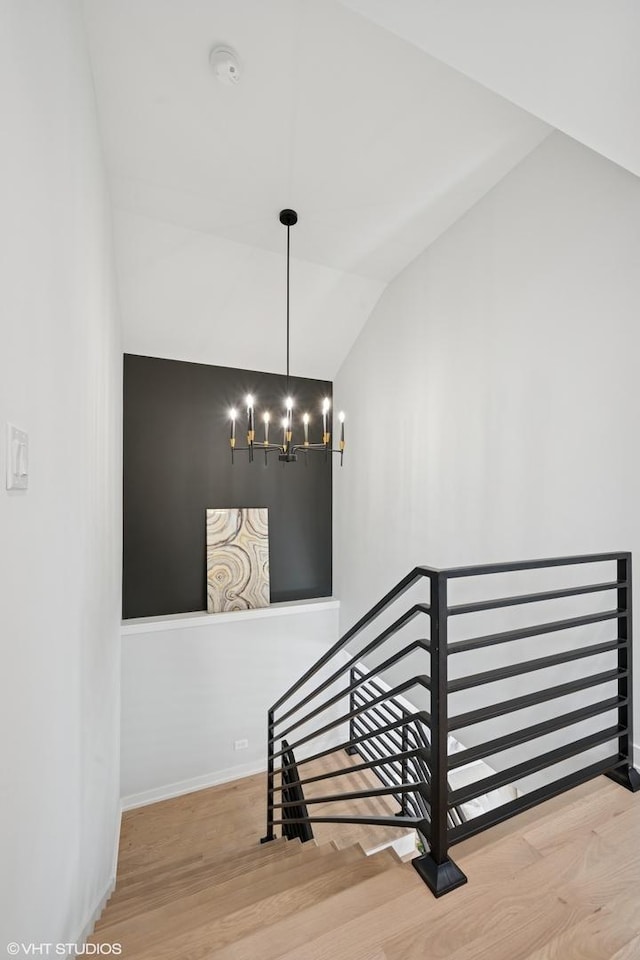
206, 508, 270, 613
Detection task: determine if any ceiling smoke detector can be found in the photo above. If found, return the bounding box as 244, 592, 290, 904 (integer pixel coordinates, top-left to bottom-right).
209, 45, 241, 86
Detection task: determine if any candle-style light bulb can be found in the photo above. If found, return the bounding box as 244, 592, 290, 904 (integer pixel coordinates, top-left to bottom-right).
322, 397, 330, 446
338, 411, 345, 449
246, 394, 255, 444
303, 412, 310, 445
284, 397, 293, 448
263, 411, 270, 445
229, 408, 237, 446
281, 417, 288, 450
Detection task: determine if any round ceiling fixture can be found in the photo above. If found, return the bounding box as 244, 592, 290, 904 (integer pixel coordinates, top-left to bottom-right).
209, 45, 242, 86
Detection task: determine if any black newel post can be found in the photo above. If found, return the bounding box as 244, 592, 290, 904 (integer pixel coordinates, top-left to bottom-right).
607, 553, 640, 792
261, 708, 276, 843
412, 571, 467, 895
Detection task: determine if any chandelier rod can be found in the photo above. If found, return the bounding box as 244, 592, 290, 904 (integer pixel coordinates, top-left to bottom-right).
228, 208, 344, 466
286, 219, 290, 392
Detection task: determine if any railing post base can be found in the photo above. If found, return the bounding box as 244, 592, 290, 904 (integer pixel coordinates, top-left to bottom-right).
344, 745, 359, 756
412, 853, 467, 897
260, 834, 276, 844
606, 765, 640, 792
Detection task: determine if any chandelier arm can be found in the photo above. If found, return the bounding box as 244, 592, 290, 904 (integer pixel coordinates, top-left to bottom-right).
233, 443, 285, 453
291, 444, 344, 456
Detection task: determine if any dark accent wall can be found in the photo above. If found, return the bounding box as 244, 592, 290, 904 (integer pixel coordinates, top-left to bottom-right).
123, 354, 333, 619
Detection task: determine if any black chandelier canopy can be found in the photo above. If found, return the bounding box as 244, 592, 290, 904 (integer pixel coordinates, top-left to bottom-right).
228, 209, 345, 466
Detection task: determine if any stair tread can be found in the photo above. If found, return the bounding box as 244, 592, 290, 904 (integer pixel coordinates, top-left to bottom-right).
210, 861, 419, 960
111, 837, 296, 901
96, 841, 340, 930
104, 849, 402, 960
116, 825, 273, 876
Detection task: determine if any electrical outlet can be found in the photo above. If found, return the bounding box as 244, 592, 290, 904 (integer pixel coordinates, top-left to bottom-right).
234, 738, 249, 751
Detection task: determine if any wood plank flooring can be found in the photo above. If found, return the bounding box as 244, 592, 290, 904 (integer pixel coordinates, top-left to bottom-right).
90, 771, 640, 959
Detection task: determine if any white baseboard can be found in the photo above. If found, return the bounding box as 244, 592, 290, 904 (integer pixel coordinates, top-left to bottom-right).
111, 804, 122, 879
120, 733, 346, 812
69, 876, 116, 957
121, 759, 268, 811
67, 807, 121, 958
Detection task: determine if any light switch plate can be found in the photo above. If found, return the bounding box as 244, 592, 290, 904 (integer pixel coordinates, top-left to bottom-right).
6, 423, 28, 490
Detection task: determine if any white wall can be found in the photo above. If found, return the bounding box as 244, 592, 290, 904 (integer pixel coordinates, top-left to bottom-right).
334, 131, 640, 765
121, 604, 342, 807
114, 209, 385, 381
343, 0, 640, 178
0, 0, 122, 948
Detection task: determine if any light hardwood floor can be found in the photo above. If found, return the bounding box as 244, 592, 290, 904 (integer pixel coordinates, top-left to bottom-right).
91, 770, 640, 959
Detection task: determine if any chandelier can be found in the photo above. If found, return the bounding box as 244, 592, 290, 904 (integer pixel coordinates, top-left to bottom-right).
228, 209, 345, 466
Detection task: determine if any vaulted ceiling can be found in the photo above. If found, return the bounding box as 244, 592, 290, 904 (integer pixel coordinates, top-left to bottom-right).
342, 0, 640, 179
82, 1, 635, 378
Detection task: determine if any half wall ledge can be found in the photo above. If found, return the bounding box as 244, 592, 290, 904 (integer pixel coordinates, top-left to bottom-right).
121, 598, 340, 635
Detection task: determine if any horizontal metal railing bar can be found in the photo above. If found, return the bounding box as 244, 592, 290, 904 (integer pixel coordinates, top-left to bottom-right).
276, 639, 430, 740
271, 568, 436, 712
352, 693, 417, 735
352, 723, 428, 773
359, 744, 431, 784
352, 720, 417, 759
352, 689, 404, 719
352, 672, 414, 714
272, 814, 423, 830
272, 748, 427, 793
448, 610, 623, 655
353, 691, 430, 748
352, 680, 429, 738
274, 604, 430, 729
448, 754, 625, 845
448, 640, 625, 693
353, 736, 416, 775
276, 744, 429, 816
448, 696, 627, 769
352, 699, 429, 755
353, 693, 407, 723
354, 690, 407, 721
271, 676, 431, 755
443, 553, 628, 580
448, 580, 625, 616
352, 744, 433, 820
449, 668, 626, 730
273, 780, 427, 809
448, 725, 625, 806
351, 718, 405, 758
352, 740, 403, 781
353, 723, 471, 827
353, 769, 407, 815
277, 710, 431, 773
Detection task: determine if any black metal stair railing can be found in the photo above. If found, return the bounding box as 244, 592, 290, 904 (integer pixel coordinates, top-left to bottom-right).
262, 552, 639, 897
347, 664, 465, 829
261, 566, 438, 852
279, 740, 314, 844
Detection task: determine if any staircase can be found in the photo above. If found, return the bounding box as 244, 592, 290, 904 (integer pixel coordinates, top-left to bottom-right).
88, 551, 639, 954
89, 805, 423, 959
89, 769, 640, 959
264, 553, 638, 896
